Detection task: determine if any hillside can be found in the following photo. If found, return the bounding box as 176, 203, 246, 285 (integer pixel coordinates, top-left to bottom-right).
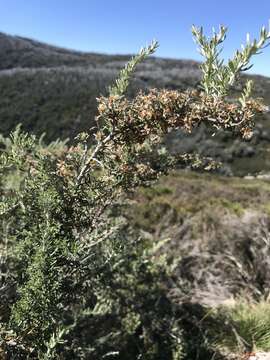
0, 32, 270, 174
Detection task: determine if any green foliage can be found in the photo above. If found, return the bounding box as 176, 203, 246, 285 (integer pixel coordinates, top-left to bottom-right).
192, 23, 270, 101
0, 24, 269, 359
214, 302, 270, 353
109, 40, 159, 96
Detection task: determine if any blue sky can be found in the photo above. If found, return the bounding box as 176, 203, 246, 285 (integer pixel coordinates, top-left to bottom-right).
0, 0, 270, 76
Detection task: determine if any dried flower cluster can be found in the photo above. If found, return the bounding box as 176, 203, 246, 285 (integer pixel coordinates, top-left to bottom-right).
97, 89, 266, 146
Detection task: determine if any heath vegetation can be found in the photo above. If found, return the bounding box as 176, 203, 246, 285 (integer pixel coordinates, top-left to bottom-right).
1, 24, 270, 359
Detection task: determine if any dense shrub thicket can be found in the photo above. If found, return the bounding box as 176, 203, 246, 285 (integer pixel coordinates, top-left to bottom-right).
0, 25, 270, 359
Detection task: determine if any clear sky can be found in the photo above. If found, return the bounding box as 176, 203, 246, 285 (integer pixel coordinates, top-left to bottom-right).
0, 0, 270, 76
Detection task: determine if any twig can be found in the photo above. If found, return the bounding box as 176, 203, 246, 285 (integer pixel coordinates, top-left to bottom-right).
76, 131, 114, 185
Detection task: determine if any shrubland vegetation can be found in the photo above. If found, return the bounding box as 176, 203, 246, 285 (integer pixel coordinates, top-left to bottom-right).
1, 24, 270, 359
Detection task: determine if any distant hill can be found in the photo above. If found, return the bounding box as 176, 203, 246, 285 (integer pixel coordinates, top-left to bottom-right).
0, 31, 270, 174
0, 32, 201, 138
0, 32, 122, 68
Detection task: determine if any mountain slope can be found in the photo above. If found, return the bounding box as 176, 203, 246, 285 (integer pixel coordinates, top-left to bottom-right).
0, 31, 119, 69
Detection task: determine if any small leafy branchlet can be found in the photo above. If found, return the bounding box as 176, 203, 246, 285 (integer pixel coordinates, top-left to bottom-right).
109, 40, 159, 97
192, 23, 270, 103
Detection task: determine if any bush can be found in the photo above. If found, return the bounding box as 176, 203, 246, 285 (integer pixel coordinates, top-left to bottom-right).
0, 24, 270, 359
213, 301, 270, 354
